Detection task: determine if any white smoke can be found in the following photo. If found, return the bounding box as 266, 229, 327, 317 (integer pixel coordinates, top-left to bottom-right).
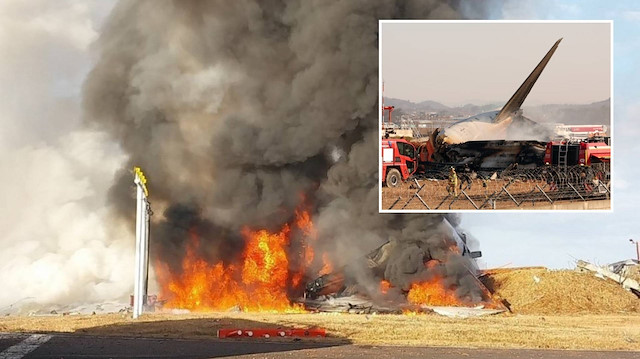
0, 1, 133, 309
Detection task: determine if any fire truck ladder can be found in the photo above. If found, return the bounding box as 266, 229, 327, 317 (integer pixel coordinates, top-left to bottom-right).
407, 119, 422, 139
558, 141, 570, 169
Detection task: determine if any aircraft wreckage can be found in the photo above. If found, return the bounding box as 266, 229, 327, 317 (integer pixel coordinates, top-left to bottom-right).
301, 216, 506, 315
381, 38, 610, 187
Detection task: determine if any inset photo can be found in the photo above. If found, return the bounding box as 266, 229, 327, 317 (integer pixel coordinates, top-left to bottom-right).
379, 21, 611, 212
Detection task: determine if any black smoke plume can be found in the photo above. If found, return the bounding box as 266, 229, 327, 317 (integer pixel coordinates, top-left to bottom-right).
83, 0, 490, 302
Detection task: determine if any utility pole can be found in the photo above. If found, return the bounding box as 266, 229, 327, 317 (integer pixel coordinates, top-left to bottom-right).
630, 239, 640, 262
133, 167, 150, 319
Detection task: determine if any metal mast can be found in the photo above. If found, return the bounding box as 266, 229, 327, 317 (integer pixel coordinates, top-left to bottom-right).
133, 167, 150, 319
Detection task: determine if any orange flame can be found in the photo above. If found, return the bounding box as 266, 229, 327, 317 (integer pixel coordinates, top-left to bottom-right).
318, 253, 333, 275
156, 211, 319, 313
295, 209, 316, 265
405, 244, 489, 309
380, 280, 391, 295
448, 243, 460, 254
406, 274, 462, 307
293, 207, 333, 277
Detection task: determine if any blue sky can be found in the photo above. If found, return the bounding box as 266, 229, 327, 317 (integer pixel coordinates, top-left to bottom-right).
463, 0, 640, 268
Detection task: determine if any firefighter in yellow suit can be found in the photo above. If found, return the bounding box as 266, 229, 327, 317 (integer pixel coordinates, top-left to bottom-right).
448, 167, 458, 196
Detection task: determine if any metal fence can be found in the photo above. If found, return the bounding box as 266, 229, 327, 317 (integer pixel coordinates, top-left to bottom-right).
384, 164, 610, 210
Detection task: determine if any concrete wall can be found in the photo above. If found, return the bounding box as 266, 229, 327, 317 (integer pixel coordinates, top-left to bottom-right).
515, 199, 610, 210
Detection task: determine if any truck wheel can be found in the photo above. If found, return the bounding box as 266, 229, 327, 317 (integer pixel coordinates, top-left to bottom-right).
386, 169, 402, 188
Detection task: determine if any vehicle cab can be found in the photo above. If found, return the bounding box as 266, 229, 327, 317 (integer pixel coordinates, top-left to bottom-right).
381, 138, 417, 187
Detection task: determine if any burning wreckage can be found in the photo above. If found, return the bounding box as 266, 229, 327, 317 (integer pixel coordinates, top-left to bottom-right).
382, 38, 611, 187
153, 210, 504, 316
81, 2, 513, 317
303, 217, 504, 315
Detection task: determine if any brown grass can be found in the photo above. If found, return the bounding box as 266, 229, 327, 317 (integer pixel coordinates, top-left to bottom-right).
1, 312, 639, 350
484, 268, 640, 315
1, 268, 638, 350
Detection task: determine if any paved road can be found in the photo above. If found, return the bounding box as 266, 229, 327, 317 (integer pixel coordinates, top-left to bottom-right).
1, 333, 638, 359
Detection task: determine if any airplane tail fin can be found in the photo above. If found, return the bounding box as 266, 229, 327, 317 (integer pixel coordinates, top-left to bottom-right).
494, 38, 562, 123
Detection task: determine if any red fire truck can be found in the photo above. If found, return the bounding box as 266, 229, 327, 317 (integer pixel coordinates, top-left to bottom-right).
381, 138, 417, 187
380, 102, 610, 187
381, 135, 611, 188
544, 137, 610, 166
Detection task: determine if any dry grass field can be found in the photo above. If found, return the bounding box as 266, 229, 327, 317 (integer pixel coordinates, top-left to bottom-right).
484, 267, 640, 314
1, 268, 637, 350
1, 312, 639, 350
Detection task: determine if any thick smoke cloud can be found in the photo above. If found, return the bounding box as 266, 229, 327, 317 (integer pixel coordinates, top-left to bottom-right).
83, 0, 464, 232
82, 0, 491, 299
0, 0, 494, 311
0, 1, 131, 310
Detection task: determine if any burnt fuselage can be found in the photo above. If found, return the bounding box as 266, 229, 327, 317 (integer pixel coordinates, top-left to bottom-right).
437, 140, 547, 170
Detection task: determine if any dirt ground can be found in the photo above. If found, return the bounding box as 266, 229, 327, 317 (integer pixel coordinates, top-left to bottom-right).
381, 179, 610, 210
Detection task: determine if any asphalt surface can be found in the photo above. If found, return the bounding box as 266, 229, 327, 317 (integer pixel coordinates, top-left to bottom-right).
1, 333, 638, 359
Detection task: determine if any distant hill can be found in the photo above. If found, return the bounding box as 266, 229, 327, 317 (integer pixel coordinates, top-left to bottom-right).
384, 96, 610, 127
414, 100, 451, 112
383, 97, 449, 112
455, 103, 502, 116
383, 97, 501, 117
522, 99, 611, 126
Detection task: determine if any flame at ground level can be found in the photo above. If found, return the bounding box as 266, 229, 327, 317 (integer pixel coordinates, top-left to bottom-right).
380, 280, 391, 295
406, 275, 464, 307
155, 220, 312, 313
154, 208, 491, 313
405, 274, 501, 310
